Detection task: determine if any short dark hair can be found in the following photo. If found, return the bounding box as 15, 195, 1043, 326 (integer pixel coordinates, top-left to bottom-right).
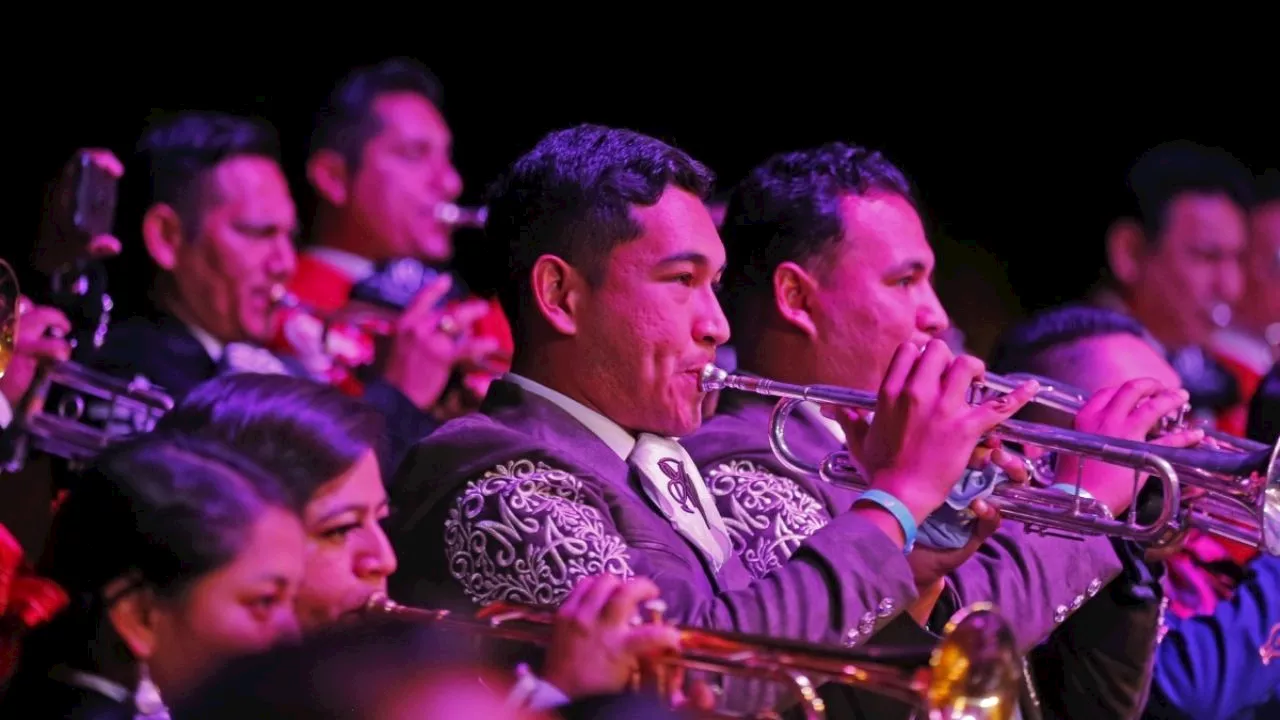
1121, 140, 1254, 244
311, 57, 444, 169
1254, 168, 1280, 207
155, 373, 387, 510
134, 111, 282, 239
1246, 362, 1279, 446
988, 304, 1152, 376
719, 142, 915, 344
483, 123, 715, 345
22, 433, 289, 673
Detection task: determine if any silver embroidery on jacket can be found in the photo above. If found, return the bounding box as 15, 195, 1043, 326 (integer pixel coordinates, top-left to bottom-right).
705, 459, 831, 579
444, 459, 634, 606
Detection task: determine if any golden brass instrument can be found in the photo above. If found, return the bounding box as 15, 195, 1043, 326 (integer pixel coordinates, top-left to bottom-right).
0, 259, 173, 471
363, 593, 1021, 720
699, 365, 1280, 556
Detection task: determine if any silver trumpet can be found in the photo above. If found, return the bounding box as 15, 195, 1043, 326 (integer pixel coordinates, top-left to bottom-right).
978, 371, 1278, 551
0, 259, 174, 472
699, 365, 1280, 555
434, 203, 488, 229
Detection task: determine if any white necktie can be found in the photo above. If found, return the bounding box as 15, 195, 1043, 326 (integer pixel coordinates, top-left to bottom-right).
629, 433, 732, 572
219, 343, 290, 376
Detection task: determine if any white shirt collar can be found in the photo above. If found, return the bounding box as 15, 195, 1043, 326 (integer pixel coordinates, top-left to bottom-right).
503, 373, 637, 461
306, 247, 377, 282
185, 322, 225, 363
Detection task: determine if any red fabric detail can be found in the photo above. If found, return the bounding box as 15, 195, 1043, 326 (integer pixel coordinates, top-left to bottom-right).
1, 523, 70, 683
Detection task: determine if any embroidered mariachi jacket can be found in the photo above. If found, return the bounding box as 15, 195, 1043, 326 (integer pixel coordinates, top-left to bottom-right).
385, 379, 920, 713
682, 389, 1126, 651
683, 389, 1166, 718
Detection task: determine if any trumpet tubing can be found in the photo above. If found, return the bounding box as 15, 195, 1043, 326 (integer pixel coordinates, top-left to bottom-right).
0, 259, 175, 471
434, 203, 489, 229
362, 593, 1021, 720
699, 365, 1280, 556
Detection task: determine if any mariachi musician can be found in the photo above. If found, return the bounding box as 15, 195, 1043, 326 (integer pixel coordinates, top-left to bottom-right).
277, 57, 511, 423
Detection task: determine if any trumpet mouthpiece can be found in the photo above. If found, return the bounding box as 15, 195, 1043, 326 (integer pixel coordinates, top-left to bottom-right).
699, 364, 728, 392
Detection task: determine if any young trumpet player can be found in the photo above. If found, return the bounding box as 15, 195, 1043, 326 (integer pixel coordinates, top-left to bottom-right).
684, 142, 1189, 718
991, 307, 1280, 720
383, 124, 1047, 717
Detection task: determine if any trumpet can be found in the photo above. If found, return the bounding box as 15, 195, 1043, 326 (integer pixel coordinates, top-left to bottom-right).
699, 365, 1280, 556
0, 259, 173, 472
362, 593, 1022, 720
434, 203, 489, 230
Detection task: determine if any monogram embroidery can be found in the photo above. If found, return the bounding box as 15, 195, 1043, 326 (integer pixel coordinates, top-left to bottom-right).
444, 459, 634, 607
705, 459, 831, 579
657, 457, 697, 514
1262, 623, 1280, 666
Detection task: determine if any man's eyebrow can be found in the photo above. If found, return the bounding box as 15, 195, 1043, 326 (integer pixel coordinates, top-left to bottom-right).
656, 252, 710, 265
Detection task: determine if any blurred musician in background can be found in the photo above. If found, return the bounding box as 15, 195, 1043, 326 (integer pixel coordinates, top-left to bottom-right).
687, 142, 1172, 718
1091, 140, 1255, 426
284, 57, 511, 421
1211, 169, 1280, 436
0, 433, 306, 719
85, 113, 432, 473
385, 123, 1042, 715
990, 306, 1280, 720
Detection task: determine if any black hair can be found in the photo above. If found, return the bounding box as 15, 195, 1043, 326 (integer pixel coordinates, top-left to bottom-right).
154, 373, 387, 511
1119, 140, 1254, 245
718, 141, 915, 345
483, 123, 714, 347
311, 57, 444, 170
988, 305, 1151, 376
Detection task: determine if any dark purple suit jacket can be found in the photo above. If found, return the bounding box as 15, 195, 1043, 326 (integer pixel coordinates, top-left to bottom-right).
685, 389, 1162, 718
386, 379, 923, 713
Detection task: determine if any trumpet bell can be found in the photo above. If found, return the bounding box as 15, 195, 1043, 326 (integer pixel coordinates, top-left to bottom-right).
926, 604, 1020, 720
1, 259, 19, 379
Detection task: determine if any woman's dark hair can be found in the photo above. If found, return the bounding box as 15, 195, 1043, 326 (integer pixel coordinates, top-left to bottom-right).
154, 373, 387, 511
18, 432, 292, 674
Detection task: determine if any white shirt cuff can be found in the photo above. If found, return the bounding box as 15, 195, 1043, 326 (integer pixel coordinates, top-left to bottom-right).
0, 394, 13, 429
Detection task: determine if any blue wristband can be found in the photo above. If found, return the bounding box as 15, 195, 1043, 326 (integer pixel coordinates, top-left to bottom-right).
1049, 483, 1094, 500
857, 489, 918, 553
1049, 483, 1114, 519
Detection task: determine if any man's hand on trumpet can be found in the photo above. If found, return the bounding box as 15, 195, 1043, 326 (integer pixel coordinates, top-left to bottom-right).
379, 274, 501, 410
1055, 378, 1203, 517
833, 340, 1040, 547
1, 297, 72, 408
540, 575, 682, 703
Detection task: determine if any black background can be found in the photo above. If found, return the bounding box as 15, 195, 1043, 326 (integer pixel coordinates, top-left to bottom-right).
13, 45, 1275, 357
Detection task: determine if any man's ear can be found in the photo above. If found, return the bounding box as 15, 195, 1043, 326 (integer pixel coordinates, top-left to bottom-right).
103, 578, 158, 662
1106, 218, 1148, 286
141, 204, 185, 272
773, 261, 821, 339
529, 255, 588, 336
306, 149, 350, 207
